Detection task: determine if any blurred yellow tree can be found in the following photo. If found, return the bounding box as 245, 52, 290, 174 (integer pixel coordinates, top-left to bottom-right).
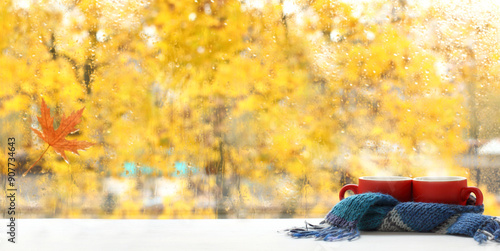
0, 0, 160, 216
147, 0, 324, 217
1, 0, 498, 218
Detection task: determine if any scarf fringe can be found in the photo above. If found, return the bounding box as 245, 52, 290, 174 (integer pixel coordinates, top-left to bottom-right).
284, 221, 360, 242
473, 217, 500, 244
285, 218, 500, 243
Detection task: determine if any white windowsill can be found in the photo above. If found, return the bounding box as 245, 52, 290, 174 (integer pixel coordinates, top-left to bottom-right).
1, 218, 499, 250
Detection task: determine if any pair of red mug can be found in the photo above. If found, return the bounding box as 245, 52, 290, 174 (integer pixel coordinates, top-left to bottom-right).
339, 176, 483, 206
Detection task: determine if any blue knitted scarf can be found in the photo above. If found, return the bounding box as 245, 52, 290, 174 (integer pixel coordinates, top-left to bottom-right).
285, 193, 500, 243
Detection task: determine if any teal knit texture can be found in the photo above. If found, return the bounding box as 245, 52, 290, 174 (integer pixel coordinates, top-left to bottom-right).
285, 193, 500, 243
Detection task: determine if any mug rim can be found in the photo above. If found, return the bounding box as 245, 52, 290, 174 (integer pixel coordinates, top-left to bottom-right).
359, 176, 412, 181
413, 176, 466, 182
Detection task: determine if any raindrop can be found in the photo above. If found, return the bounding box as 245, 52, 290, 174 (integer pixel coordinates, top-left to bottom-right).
204, 4, 212, 15
189, 13, 196, 21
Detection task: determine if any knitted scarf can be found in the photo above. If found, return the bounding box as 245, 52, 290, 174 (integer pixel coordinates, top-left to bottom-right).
285, 193, 500, 243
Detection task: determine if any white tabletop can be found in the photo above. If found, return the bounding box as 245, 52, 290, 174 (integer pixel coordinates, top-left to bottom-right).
1, 218, 499, 251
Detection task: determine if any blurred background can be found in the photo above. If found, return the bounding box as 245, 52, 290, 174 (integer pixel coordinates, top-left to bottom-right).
0, 0, 499, 219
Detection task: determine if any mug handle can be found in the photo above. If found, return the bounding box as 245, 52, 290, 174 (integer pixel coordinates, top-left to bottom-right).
339, 184, 359, 200
460, 186, 483, 206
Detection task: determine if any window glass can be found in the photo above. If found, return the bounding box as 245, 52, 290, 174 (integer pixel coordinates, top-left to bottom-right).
1, 0, 499, 218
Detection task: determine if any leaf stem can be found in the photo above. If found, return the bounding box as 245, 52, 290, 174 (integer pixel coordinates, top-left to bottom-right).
23, 145, 51, 177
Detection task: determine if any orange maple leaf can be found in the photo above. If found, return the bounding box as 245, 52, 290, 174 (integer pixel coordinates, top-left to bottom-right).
24, 99, 95, 176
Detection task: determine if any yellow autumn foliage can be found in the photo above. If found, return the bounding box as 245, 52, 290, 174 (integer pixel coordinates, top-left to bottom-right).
0, 0, 499, 218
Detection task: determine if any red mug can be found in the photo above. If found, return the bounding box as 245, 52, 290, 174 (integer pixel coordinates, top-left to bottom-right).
412, 176, 483, 206
339, 176, 412, 202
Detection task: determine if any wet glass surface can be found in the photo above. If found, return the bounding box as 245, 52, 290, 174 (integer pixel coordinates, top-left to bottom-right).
0, 0, 499, 219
